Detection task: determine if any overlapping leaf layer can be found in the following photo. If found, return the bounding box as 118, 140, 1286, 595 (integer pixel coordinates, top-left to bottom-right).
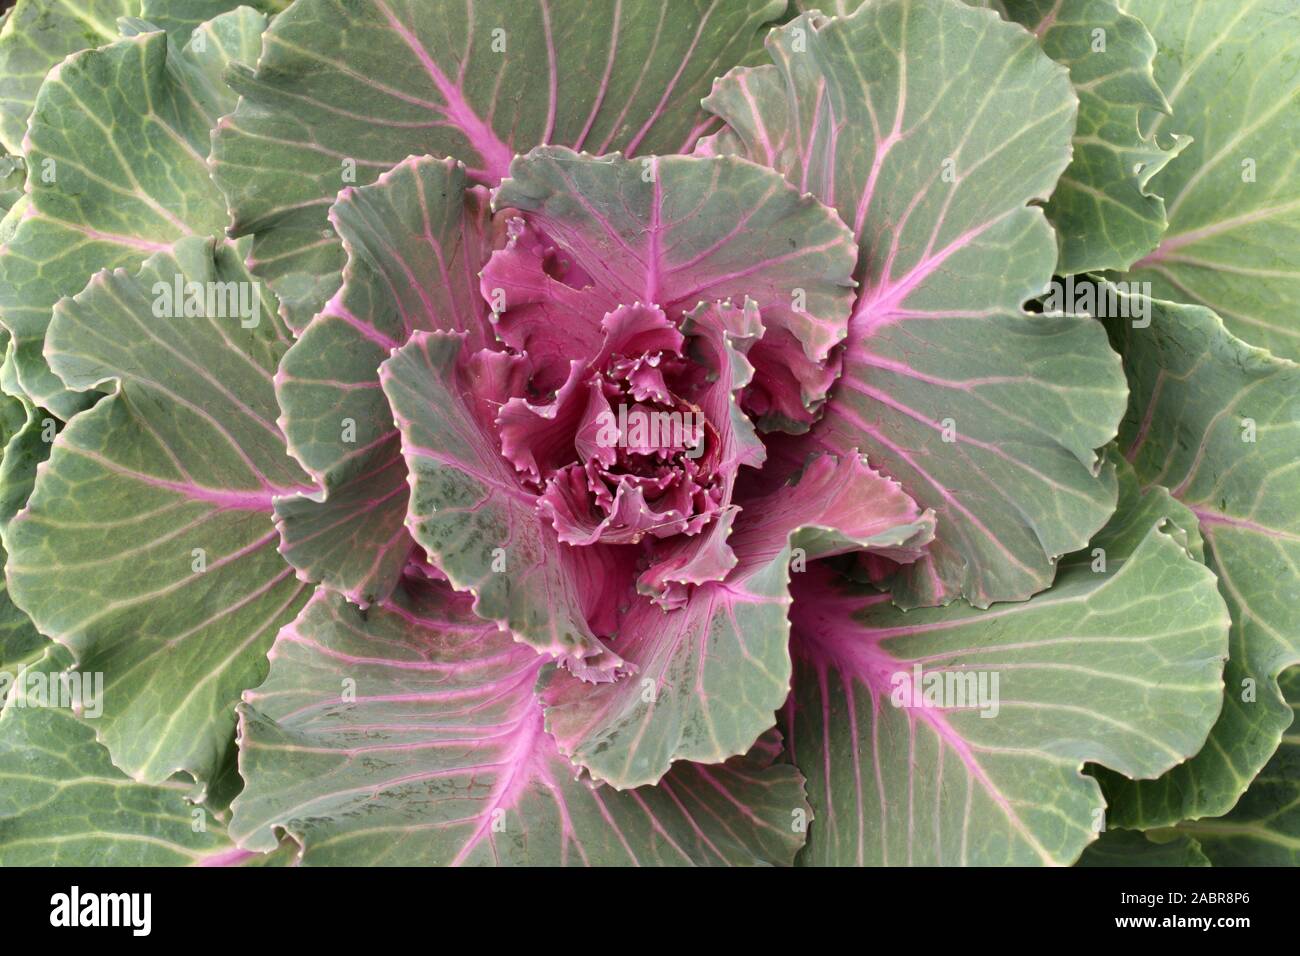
0, 0, 1292, 868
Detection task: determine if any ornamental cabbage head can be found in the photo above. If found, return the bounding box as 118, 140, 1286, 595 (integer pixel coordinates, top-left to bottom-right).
0, 0, 1295, 869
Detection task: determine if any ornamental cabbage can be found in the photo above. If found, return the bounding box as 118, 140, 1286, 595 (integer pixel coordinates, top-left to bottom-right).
0, 0, 1295, 867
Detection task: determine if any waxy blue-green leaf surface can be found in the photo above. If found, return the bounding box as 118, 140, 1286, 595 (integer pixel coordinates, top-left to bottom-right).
210, 0, 788, 328
232, 580, 811, 865
0, 9, 267, 418
0, 646, 291, 865
1177, 666, 1300, 865
1096, 286, 1300, 827
274, 156, 493, 605
6, 238, 312, 788
0, 0, 135, 155
1076, 828, 1210, 867
976, 0, 1189, 273
1117, 0, 1300, 360
788, 455, 1228, 865
703, 0, 1129, 608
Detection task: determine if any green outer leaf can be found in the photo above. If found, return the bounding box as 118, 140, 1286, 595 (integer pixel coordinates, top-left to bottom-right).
0, 190, 25, 245
0, 10, 268, 419
1088, 446, 1207, 565
0, 147, 24, 217
139, 0, 289, 35
1075, 829, 1210, 867
5, 238, 312, 788
1096, 288, 1300, 826
0, 365, 48, 710
0, 329, 57, 534
0, 370, 24, 443
788, 456, 1229, 865
0, 392, 52, 532
232, 583, 811, 866
0, 540, 46, 701
1177, 667, 1300, 866
977, 0, 1189, 273
0, 647, 263, 865
0, 0, 135, 155
274, 155, 493, 605
800, 0, 1189, 272
702, 0, 1128, 608
210, 0, 787, 329
1117, 0, 1300, 360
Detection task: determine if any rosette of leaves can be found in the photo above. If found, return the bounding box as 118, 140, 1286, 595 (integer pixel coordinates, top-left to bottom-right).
0, 0, 1293, 867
